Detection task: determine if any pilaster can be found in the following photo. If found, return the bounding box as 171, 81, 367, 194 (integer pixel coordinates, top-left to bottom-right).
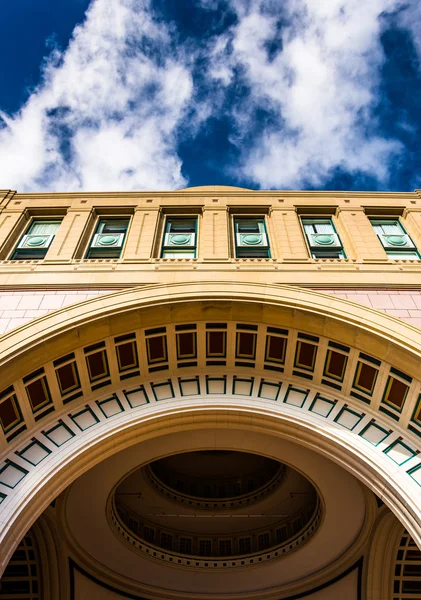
123, 207, 160, 260
403, 209, 421, 250
0, 209, 27, 259
45, 208, 93, 261
201, 207, 229, 260
270, 208, 308, 260
336, 207, 385, 261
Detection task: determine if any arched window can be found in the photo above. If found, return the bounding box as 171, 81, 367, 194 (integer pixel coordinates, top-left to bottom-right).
392, 532, 421, 598
0, 530, 41, 598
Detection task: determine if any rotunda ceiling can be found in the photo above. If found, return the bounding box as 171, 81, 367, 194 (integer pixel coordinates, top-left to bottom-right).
61, 428, 368, 598
112, 450, 319, 562
147, 450, 281, 500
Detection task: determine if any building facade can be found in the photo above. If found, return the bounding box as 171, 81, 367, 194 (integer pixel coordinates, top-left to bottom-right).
0, 185, 420, 599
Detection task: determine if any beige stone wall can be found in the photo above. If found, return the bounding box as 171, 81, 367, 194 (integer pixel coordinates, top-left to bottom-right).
0, 285, 420, 335
0, 186, 419, 280
0, 186, 421, 330
0, 289, 113, 333
0, 287, 421, 334
320, 289, 421, 328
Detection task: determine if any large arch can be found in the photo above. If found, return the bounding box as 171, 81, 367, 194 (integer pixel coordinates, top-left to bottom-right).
0, 282, 421, 577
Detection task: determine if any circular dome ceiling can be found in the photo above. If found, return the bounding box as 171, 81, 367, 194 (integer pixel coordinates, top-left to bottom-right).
111, 450, 320, 567
148, 450, 282, 505
64, 428, 368, 597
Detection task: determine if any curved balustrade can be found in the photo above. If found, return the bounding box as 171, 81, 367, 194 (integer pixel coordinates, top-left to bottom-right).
145, 462, 286, 510
110, 494, 322, 569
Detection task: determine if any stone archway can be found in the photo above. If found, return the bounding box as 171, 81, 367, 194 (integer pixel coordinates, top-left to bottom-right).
0, 282, 420, 578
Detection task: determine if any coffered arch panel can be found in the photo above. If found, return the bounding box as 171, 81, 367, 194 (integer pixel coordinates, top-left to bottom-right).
0, 282, 420, 575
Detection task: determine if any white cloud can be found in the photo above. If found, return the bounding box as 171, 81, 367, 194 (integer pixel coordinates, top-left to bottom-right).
207, 0, 407, 188
197, 0, 225, 10
1, 0, 419, 192
208, 35, 234, 86
397, 2, 421, 62
0, 0, 192, 191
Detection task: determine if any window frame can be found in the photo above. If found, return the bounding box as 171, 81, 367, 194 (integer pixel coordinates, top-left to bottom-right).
160, 216, 198, 259
301, 216, 346, 259
85, 216, 131, 259
369, 217, 420, 260
233, 215, 271, 258
11, 218, 63, 260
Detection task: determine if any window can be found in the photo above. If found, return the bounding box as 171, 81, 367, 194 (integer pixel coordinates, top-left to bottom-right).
392, 532, 421, 599
128, 517, 138, 534
370, 219, 419, 260
276, 527, 287, 544
234, 217, 270, 258
292, 516, 303, 534
12, 219, 62, 260
219, 539, 232, 556
239, 537, 251, 553
179, 537, 192, 554
161, 217, 197, 258
199, 539, 212, 556
86, 218, 129, 258
143, 526, 155, 543
258, 532, 271, 550
302, 218, 344, 259
160, 532, 173, 550
0, 531, 41, 599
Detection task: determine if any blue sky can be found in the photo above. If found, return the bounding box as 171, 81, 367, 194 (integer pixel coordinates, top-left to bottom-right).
0, 0, 420, 192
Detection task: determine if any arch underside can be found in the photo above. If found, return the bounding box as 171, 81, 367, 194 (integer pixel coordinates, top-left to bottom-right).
0, 282, 420, 579
62, 424, 371, 599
